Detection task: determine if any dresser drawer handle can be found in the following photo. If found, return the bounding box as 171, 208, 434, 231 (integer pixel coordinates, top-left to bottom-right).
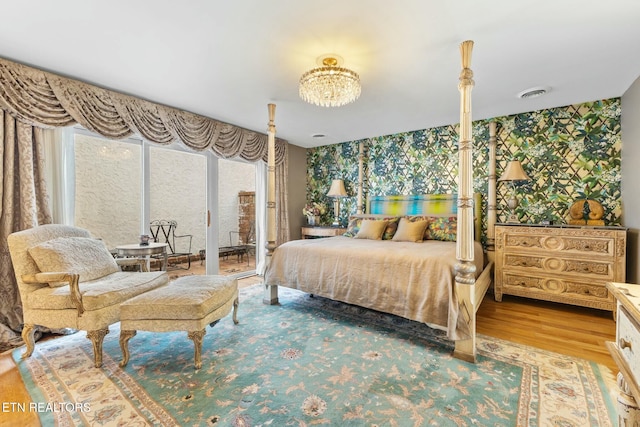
620, 338, 633, 351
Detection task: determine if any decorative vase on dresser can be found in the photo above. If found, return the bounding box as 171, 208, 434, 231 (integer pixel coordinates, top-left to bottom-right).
494, 224, 626, 311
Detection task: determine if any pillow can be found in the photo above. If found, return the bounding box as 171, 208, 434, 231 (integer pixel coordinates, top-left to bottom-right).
28, 237, 119, 286
343, 215, 400, 240
392, 218, 429, 242
353, 219, 388, 240
425, 216, 457, 241
404, 215, 435, 240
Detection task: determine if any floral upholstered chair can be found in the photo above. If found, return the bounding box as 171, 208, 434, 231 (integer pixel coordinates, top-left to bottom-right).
7, 224, 169, 367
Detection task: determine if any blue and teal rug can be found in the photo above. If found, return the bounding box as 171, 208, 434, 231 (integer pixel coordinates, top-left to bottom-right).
14, 284, 614, 426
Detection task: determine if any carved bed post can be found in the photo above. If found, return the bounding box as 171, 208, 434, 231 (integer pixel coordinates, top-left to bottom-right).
453, 40, 477, 362
263, 103, 279, 305
357, 141, 364, 214
486, 121, 497, 260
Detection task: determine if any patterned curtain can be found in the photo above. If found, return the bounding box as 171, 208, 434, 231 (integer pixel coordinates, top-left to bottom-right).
0, 58, 288, 165
0, 57, 291, 348
0, 110, 52, 349
276, 150, 290, 246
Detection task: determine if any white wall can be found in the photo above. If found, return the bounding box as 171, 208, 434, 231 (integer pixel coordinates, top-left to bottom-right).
622, 76, 640, 283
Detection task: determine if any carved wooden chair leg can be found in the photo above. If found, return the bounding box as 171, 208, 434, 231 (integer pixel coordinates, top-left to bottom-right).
187, 329, 206, 369
232, 297, 239, 325
86, 329, 109, 368
119, 330, 137, 367
21, 323, 36, 359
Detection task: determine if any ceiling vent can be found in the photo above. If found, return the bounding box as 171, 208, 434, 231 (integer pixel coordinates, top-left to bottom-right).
517, 86, 549, 99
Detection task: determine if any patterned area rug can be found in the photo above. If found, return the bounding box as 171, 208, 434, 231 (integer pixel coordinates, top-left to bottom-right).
13, 284, 615, 426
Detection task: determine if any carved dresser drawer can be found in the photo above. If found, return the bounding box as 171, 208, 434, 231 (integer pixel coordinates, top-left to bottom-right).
495, 224, 626, 311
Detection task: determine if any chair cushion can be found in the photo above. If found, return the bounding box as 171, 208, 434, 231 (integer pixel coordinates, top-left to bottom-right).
26, 271, 168, 311
28, 237, 119, 286
121, 275, 238, 321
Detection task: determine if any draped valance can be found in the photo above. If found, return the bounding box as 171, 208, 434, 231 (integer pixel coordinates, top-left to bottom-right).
0, 57, 286, 164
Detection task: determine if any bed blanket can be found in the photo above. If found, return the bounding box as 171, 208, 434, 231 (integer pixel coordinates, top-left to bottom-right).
264, 236, 484, 340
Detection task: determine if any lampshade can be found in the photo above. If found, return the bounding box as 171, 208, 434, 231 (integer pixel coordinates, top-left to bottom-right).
498, 160, 530, 182
299, 56, 361, 108
327, 179, 347, 197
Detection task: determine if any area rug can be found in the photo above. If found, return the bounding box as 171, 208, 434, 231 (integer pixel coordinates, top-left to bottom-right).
13, 284, 615, 426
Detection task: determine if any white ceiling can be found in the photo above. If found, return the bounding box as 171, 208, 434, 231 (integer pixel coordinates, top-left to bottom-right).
1, 1, 640, 148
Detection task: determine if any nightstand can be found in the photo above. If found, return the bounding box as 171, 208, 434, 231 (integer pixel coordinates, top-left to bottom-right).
301, 226, 346, 239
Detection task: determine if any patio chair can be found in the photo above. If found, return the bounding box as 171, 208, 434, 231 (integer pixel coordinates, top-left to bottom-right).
149, 220, 193, 270
228, 223, 256, 265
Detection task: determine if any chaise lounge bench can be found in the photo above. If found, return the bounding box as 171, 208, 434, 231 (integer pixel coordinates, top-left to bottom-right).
119, 275, 239, 369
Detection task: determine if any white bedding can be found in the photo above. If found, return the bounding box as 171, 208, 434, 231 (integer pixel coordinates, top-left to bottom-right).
264, 236, 484, 340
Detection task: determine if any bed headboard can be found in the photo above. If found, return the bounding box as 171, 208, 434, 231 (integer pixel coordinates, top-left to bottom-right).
368, 193, 482, 242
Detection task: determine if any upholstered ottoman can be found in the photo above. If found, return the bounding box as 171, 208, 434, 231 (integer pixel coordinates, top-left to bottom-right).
119, 275, 239, 369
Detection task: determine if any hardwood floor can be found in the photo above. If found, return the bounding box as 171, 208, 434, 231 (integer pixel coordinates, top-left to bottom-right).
477, 293, 617, 373
0, 278, 618, 427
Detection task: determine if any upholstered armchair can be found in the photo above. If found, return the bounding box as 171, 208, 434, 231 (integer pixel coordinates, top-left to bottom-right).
7, 224, 169, 367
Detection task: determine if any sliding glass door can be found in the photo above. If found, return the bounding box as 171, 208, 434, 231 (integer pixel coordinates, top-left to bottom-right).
149, 145, 206, 270
73, 133, 142, 249
218, 158, 257, 277
46, 127, 263, 277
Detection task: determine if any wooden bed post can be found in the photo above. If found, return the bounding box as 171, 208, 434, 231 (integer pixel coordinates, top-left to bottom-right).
486, 121, 497, 260
453, 40, 477, 363
357, 141, 364, 214
263, 103, 279, 305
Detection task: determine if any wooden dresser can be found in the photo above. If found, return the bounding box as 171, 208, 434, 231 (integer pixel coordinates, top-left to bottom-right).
606, 282, 640, 423
494, 224, 626, 311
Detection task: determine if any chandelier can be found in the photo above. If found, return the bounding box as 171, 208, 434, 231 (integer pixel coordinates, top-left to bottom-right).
299, 55, 361, 107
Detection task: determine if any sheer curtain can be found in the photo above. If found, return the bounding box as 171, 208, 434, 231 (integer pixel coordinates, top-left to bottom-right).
43, 127, 75, 225
255, 161, 268, 274
0, 110, 53, 349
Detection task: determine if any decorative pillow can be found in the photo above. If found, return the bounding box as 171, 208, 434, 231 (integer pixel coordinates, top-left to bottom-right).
425, 216, 457, 241
404, 215, 435, 240
28, 237, 119, 286
343, 215, 399, 240
353, 219, 388, 240
392, 218, 429, 242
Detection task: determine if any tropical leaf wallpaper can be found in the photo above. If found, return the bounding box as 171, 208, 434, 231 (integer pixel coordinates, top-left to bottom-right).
306, 98, 622, 240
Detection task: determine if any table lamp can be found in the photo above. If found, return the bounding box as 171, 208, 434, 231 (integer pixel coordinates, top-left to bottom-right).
498, 160, 530, 223
327, 179, 348, 226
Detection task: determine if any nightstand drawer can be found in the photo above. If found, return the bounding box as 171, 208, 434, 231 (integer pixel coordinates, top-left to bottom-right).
618, 305, 640, 383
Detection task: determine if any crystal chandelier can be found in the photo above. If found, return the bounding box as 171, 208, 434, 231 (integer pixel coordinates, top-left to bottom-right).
299, 55, 361, 107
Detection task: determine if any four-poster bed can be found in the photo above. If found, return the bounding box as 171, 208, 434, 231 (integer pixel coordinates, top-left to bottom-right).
264, 41, 497, 362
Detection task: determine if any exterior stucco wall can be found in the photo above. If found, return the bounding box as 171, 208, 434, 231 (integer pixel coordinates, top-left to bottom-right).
74, 134, 254, 254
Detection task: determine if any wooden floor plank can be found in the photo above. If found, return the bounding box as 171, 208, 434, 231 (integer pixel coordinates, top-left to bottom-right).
477, 293, 617, 373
